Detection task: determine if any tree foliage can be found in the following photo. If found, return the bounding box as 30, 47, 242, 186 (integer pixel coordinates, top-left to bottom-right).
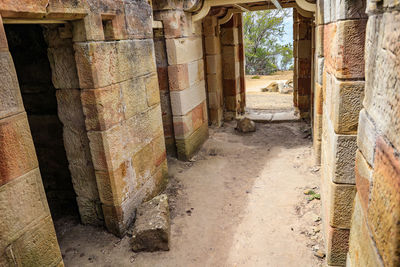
244, 9, 293, 75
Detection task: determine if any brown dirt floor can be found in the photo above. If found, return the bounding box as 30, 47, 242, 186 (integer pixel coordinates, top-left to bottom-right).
57, 121, 324, 267
246, 71, 294, 111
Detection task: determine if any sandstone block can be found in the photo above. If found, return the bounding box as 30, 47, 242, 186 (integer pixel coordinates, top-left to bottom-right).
168, 64, 189, 91
363, 12, 400, 150
0, 168, 49, 251
188, 59, 204, 86
335, 0, 368, 20
0, 52, 24, 119
154, 10, 191, 38
326, 225, 350, 266
166, 37, 203, 65
368, 138, 400, 267
173, 112, 193, 139
207, 72, 223, 93
322, 113, 357, 184
47, 46, 80, 89
124, 0, 153, 39
7, 216, 62, 267
355, 150, 373, 214
206, 54, 222, 75
145, 73, 161, 107
121, 77, 148, 119
220, 27, 239, 45
74, 40, 156, 89
56, 89, 86, 130
63, 127, 99, 199
331, 79, 364, 134
170, 80, 206, 116
176, 122, 208, 161
325, 19, 367, 79
76, 196, 103, 225
357, 109, 377, 167
0, 113, 38, 185
0, 16, 8, 51
81, 85, 124, 131
348, 193, 384, 267
223, 61, 240, 80
328, 181, 356, 229
222, 45, 239, 63
315, 25, 324, 57
72, 13, 105, 42
204, 36, 221, 55
130, 194, 170, 252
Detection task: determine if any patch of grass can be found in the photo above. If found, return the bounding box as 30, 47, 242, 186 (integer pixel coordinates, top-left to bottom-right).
251, 75, 261, 79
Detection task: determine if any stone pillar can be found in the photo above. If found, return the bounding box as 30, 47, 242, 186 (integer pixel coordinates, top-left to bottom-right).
319, 0, 367, 265
154, 26, 177, 156
348, 1, 400, 266
154, 3, 209, 161
203, 13, 223, 126
0, 15, 63, 266
221, 14, 243, 120
238, 14, 246, 113
73, 1, 168, 236
43, 24, 104, 226
294, 10, 312, 118
313, 1, 324, 164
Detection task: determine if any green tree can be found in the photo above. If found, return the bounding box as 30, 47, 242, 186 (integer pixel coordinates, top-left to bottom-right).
244, 9, 293, 75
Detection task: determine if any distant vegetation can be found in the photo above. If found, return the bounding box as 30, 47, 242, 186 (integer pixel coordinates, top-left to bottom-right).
244, 9, 294, 75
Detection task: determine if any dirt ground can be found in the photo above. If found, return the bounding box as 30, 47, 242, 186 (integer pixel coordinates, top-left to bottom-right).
246, 71, 294, 111
57, 121, 325, 267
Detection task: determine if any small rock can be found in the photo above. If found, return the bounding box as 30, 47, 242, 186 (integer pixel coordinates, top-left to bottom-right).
266, 82, 279, 92
312, 245, 320, 252
236, 118, 256, 133
130, 194, 170, 252
313, 215, 322, 222
314, 250, 325, 259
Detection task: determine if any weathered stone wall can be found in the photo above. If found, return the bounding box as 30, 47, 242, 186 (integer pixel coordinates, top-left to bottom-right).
0, 15, 63, 266
221, 14, 246, 120
154, 2, 209, 161
0, 1, 169, 263
203, 11, 224, 127
347, 1, 400, 266
153, 26, 177, 156
293, 9, 313, 119
44, 24, 103, 226
318, 0, 367, 265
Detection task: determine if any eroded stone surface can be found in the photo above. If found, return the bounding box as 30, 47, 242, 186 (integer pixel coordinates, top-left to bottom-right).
130, 194, 170, 252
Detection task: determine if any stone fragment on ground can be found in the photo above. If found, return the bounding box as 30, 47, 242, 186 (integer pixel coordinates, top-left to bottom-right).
129, 194, 170, 252
262, 81, 279, 92
236, 117, 256, 133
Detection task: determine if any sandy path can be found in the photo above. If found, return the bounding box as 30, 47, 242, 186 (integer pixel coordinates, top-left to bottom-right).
245, 71, 294, 111
58, 121, 324, 267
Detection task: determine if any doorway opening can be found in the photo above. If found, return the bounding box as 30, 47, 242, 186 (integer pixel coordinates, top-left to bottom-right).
5, 24, 79, 221
243, 8, 297, 121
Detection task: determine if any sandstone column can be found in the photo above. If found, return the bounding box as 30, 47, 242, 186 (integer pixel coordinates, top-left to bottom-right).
154, 2, 209, 160
203, 13, 224, 126
293, 10, 313, 118
73, 1, 168, 236
348, 1, 400, 266
319, 0, 367, 265
221, 14, 243, 120
0, 15, 63, 266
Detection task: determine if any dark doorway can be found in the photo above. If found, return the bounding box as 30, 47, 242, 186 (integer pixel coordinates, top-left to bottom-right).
5, 24, 79, 220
